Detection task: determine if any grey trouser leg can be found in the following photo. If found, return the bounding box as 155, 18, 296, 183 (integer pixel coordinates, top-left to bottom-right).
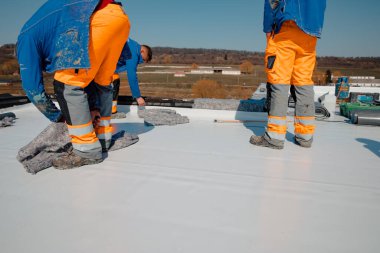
96, 83, 113, 150
264, 84, 290, 146
54, 80, 102, 160
293, 85, 315, 142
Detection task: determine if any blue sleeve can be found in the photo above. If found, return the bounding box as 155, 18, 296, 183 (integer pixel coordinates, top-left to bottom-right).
126, 57, 142, 98
17, 35, 62, 122
263, 0, 274, 33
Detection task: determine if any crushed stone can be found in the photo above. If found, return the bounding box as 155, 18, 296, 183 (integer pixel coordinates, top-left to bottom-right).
111, 112, 127, 119
138, 109, 189, 126
17, 123, 139, 174
17, 123, 71, 174
192, 98, 266, 112
0, 112, 16, 127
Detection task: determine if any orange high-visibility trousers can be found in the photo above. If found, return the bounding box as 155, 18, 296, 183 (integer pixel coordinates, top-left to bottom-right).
264, 21, 317, 145
54, 4, 130, 158
55, 4, 130, 87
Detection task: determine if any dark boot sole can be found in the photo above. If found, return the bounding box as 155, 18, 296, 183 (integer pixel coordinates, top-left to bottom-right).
249, 137, 284, 150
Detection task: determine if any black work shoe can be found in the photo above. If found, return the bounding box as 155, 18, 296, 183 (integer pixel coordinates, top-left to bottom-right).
52, 151, 103, 170
249, 135, 284, 150
294, 137, 312, 148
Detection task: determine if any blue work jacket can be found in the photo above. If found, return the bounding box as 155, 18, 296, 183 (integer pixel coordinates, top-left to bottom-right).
17, 0, 131, 122
263, 0, 326, 38
115, 39, 144, 99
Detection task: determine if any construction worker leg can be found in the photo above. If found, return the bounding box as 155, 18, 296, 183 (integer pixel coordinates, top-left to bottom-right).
112, 74, 120, 114
265, 84, 290, 146
54, 4, 130, 157
290, 24, 318, 145
54, 80, 102, 160
94, 83, 113, 150
264, 21, 296, 146
293, 85, 315, 144
83, 81, 113, 151
91, 5, 130, 150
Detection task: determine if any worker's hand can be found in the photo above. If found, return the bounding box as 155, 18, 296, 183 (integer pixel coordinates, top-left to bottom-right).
90, 110, 101, 128
136, 97, 146, 106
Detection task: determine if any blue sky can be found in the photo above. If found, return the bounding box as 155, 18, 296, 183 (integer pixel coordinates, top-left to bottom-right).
0, 0, 379, 57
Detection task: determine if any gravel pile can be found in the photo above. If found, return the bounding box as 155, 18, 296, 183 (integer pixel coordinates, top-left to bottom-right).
0, 112, 16, 127
193, 98, 266, 112
138, 109, 190, 126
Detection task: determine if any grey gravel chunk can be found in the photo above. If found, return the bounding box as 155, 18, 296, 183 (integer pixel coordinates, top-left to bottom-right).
111, 112, 127, 119
17, 123, 139, 174
193, 98, 266, 112
108, 130, 139, 152
0, 112, 16, 127
17, 123, 72, 174
138, 109, 190, 126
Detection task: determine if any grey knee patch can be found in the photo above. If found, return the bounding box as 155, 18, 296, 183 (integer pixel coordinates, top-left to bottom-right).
268, 84, 290, 116
64, 85, 92, 124
293, 86, 315, 116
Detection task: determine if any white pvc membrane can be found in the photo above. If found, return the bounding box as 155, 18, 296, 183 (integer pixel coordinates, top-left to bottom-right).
1, 104, 380, 253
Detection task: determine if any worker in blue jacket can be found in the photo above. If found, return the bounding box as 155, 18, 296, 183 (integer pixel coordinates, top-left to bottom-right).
250, 0, 326, 149
17, 0, 131, 169
112, 39, 152, 114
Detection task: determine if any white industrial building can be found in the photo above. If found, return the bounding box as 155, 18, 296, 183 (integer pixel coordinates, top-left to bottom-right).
222, 70, 241, 75
190, 68, 241, 76
348, 76, 380, 87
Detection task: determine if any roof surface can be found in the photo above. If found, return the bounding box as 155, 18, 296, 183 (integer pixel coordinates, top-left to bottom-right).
1, 103, 380, 253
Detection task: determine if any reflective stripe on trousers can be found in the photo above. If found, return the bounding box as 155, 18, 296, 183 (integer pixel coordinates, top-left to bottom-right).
112, 101, 118, 114
96, 116, 112, 149
294, 116, 315, 141
68, 123, 102, 155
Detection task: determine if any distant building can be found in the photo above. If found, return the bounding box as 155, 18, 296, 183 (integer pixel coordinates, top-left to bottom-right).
349, 76, 380, 87
349, 76, 376, 80
222, 70, 241, 76
190, 69, 214, 75
174, 72, 186, 77
190, 67, 241, 75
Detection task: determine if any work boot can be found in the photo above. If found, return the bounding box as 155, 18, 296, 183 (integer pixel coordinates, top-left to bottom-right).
111, 112, 127, 119
104, 131, 139, 152
52, 151, 103, 170
249, 135, 284, 150
294, 136, 313, 148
